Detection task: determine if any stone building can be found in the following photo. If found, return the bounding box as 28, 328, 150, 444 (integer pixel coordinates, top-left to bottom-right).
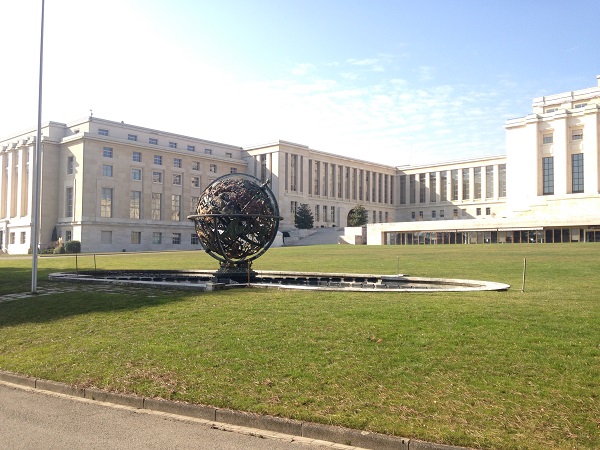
2, 76, 600, 254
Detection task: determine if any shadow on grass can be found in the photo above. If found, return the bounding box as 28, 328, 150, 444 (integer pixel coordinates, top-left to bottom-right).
0, 287, 188, 328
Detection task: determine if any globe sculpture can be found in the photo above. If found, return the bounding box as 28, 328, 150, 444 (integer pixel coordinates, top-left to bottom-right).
188, 173, 281, 280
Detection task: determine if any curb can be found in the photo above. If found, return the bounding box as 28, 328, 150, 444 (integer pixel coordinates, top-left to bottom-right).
0, 370, 472, 450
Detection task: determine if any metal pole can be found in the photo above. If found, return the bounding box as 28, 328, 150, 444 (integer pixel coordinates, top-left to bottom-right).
31, 0, 45, 294
521, 257, 527, 292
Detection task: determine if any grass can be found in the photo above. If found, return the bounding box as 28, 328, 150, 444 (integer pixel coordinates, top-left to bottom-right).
0, 244, 598, 449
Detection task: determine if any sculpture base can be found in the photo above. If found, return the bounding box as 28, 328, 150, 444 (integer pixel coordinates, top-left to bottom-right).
214, 263, 257, 284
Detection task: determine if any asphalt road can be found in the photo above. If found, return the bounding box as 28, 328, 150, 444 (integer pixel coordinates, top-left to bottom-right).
0, 382, 340, 450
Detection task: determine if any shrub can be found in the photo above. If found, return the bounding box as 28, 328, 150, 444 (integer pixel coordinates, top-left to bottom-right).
64, 240, 81, 254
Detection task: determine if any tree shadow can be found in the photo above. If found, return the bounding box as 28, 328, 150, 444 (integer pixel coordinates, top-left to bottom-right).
0, 281, 191, 327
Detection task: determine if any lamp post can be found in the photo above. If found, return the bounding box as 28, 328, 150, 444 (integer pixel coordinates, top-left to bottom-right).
31, 0, 45, 293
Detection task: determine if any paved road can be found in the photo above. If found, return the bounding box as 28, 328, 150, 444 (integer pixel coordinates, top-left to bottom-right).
0, 382, 346, 450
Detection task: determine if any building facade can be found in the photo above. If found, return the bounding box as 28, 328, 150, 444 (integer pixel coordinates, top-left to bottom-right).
2, 77, 600, 254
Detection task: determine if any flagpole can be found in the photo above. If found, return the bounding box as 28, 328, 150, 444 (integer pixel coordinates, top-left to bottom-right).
31, 0, 45, 293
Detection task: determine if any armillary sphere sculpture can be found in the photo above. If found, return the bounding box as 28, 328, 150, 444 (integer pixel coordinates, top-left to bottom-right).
188, 173, 282, 280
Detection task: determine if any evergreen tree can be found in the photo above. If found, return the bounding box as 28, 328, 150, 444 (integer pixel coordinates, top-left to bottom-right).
348, 204, 368, 226
294, 203, 314, 229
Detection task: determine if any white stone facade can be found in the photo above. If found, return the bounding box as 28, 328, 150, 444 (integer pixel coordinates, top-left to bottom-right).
2, 77, 600, 254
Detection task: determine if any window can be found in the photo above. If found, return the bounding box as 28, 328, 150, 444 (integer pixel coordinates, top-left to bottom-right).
314, 205, 320, 222
429, 173, 436, 203
451, 169, 458, 201
9, 232, 15, 245
132, 151, 142, 162
191, 234, 200, 245
190, 196, 199, 213
169, 142, 177, 149
101, 188, 113, 218
262, 155, 268, 183
151, 193, 162, 220
440, 171, 448, 201
191, 176, 200, 188
486, 165, 494, 198
172, 233, 181, 244
103, 147, 113, 158
192, 161, 200, 171
419, 173, 426, 203
399, 175, 406, 204
418, 211, 423, 219
67, 156, 74, 174
128, 134, 137, 141
226, 152, 233, 158
173, 158, 182, 168
131, 231, 141, 244
486, 207, 491, 215
543, 134, 553, 145
152, 232, 162, 244
149, 138, 158, 145
574, 103, 587, 109
20, 231, 26, 244
131, 168, 142, 181
440, 210, 445, 218
98, 128, 109, 136
173, 173, 182, 185
543, 157, 554, 195
411, 211, 415, 220
474, 167, 481, 200
545, 107, 557, 113
153, 155, 162, 165
102, 165, 113, 177
65, 187, 73, 217
572, 129, 583, 141
209, 164, 217, 173
572, 153, 584, 193
431, 210, 436, 219
230, 167, 237, 174
453, 208, 459, 218
130, 191, 141, 219
187, 145, 196, 152
476, 207, 482, 216
323, 205, 328, 222
498, 164, 506, 197
331, 206, 335, 223
409, 175, 416, 204
65, 230, 72, 241
204, 148, 212, 155
100, 231, 112, 244
152, 171, 162, 183
462, 168, 470, 200
372, 210, 376, 223
171, 194, 181, 221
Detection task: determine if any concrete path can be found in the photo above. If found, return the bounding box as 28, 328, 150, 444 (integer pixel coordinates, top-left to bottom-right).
0, 381, 355, 450
286, 228, 344, 246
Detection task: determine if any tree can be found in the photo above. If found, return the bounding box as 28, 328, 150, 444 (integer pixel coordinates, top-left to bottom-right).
294, 203, 314, 229
348, 204, 368, 227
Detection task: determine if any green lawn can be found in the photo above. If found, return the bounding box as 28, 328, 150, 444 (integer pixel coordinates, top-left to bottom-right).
0, 244, 598, 449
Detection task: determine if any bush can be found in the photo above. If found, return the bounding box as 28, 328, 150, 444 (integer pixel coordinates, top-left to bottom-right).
64, 240, 81, 254
54, 245, 66, 254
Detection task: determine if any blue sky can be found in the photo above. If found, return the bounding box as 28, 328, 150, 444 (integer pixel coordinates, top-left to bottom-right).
1, 0, 599, 165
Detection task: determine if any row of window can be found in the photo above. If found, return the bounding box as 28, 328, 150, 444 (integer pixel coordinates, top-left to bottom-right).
98, 188, 200, 221
98, 128, 234, 157
542, 129, 583, 145
410, 207, 492, 221
400, 164, 506, 205
98, 230, 199, 246
385, 227, 600, 245
544, 104, 587, 114
542, 154, 584, 195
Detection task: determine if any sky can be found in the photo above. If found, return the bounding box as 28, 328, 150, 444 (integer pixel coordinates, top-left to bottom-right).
1, 0, 599, 166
